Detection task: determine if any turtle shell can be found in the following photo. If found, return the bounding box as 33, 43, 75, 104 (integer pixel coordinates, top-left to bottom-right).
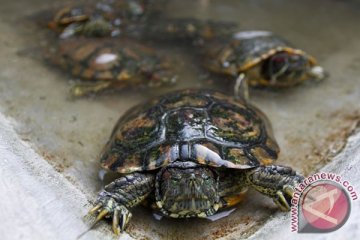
48, 0, 150, 38
100, 89, 279, 173
47, 38, 175, 88
203, 31, 318, 83
144, 18, 238, 43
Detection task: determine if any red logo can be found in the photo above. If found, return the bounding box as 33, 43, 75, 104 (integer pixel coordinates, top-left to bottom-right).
299, 182, 351, 233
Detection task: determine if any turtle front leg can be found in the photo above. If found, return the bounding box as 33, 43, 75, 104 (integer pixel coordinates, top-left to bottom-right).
234, 73, 250, 102
70, 81, 112, 97
246, 165, 304, 211
90, 172, 155, 234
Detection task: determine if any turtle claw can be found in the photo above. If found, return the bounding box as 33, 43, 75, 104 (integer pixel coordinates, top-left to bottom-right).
283, 184, 295, 197
89, 203, 103, 214
118, 205, 132, 233
95, 209, 109, 222
90, 195, 132, 234
273, 184, 296, 211
274, 189, 291, 211
112, 209, 120, 235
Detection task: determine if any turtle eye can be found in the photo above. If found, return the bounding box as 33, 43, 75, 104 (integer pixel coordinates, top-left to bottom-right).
202, 175, 213, 184
205, 178, 212, 184
171, 175, 181, 183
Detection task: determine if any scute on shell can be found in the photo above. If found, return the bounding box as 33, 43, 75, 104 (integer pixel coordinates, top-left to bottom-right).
100, 89, 279, 173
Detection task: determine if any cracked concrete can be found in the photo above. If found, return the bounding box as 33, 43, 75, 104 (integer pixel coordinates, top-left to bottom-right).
0, 113, 109, 240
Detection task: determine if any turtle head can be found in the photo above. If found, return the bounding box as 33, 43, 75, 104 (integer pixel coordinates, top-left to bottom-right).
140, 57, 178, 88
155, 161, 220, 218
261, 52, 326, 87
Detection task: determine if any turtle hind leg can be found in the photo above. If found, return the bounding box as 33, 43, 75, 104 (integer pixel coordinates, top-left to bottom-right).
70, 81, 112, 97
308, 65, 327, 82
245, 165, 304, 211
90, 172, 155, 234
221, 192, 248, 208
217, 170, 248, 209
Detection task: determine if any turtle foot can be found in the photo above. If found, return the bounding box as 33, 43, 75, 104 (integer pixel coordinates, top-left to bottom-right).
89, 193, 132, 234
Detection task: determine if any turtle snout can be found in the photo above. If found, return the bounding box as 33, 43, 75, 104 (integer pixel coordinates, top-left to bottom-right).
156, 166, 220, 216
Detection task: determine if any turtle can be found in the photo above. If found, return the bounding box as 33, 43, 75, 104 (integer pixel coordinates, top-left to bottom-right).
202, 31, 326, 97
89, 88, 304, 234
47, 38, 177, 97
142, 17, 238, 45
47, 0, 152, 39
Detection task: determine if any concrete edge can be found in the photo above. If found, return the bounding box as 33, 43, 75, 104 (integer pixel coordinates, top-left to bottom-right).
0, 112, 116, 240
243, 130, 360, 240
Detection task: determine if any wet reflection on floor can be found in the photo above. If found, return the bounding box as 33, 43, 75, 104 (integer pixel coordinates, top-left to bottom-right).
0, 0, 359, 239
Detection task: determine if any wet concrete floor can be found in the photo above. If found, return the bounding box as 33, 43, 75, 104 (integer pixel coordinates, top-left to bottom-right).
0, 0, 359, 239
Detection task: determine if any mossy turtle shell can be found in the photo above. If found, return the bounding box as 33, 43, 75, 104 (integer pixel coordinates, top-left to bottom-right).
100, 89, 279, 173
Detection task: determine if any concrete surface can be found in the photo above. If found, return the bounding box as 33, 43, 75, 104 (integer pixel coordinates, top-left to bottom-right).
248, 129, 360, 240
0, 0, 359, 239
0, 113, 105, 240
1, 112, 359, 240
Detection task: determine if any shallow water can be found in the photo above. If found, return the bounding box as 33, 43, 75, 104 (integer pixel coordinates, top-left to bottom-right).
0, 0, 359, 239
